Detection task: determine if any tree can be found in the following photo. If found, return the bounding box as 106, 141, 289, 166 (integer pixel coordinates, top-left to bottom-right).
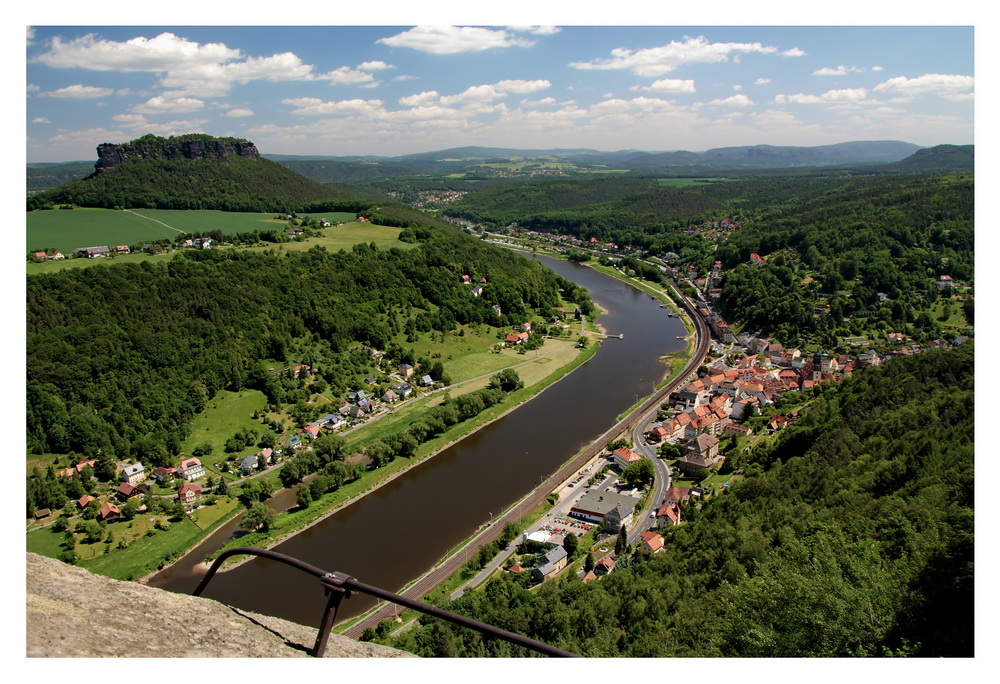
622, 458, 655, 488
563, 531, 579, 558
295, 486, 312, 509
241, 503, 275, 532
216, 477, 229, 496
584, 552, 595, 573
615, 526, 628, 556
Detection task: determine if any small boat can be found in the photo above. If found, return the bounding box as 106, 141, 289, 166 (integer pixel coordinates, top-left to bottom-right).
676, 336, 685, 339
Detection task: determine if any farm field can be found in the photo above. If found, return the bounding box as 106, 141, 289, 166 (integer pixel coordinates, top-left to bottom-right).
26, 208, 359, 254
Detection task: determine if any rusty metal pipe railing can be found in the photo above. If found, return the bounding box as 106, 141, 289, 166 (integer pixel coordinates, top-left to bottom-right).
193, 547, 579, 658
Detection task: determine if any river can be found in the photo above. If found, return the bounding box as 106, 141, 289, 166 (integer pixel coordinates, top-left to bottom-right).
150, 254, 685, 628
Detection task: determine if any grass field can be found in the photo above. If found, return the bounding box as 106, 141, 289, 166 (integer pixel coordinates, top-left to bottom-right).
26, 208, 362, 254
179, 389, 273, 477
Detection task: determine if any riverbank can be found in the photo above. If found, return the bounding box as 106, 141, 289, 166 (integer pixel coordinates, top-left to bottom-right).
174, 334, 602, 574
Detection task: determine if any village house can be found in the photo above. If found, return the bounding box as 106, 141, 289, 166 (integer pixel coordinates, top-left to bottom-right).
612, 447, 643, 470
152, 466, 178, 483
74, 245, 111, 258
121, 463, 146, 486
398, 363, 414, 377
77, 494, 96, 510
639, 530, 666, 555
177, 482, 202, 507
531, 546, 568, 584
99, 502, 120, 523
115, 482, 140, 502
674, 433, 723, 477
655, 502, 682, 528
604, 503, 634, 534
176, 457, 204, 482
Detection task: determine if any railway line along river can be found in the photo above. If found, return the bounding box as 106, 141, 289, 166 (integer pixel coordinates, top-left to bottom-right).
151, 254, 686, 628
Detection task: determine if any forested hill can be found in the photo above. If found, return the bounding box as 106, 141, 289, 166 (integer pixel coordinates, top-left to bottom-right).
26, 225, 589, 462
392, 344, 974, 657
26, 135, 354, 213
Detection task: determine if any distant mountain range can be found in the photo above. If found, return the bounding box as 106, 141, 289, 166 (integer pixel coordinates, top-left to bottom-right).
27, 140, 973, 195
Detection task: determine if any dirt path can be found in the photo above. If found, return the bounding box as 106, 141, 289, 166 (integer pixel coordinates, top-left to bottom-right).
125, 210, 186, 234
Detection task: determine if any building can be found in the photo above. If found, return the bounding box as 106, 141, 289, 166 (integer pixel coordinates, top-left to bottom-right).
177, 482, 202, 507
121, 463, 146, 486
613, 447, 643, 470
674, 434, 723, 476
531, 546, 568, 583
570, 490, 640, 532
176, 458, 204, 482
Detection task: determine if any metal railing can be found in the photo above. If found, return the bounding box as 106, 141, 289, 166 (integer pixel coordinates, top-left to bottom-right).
193, 547, 579, 658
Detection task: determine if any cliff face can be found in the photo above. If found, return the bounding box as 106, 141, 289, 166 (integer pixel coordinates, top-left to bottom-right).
25, 553, 415, 658
95, 135, 261, 174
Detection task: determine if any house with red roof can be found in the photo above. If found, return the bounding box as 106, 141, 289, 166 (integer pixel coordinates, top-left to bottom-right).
177, 482, 202, 507
639, 530, 665, 555
176, 457, 204, 482
99, 502, 120, 523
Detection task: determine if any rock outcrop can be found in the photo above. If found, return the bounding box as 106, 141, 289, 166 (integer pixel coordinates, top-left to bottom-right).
26, 553, 415, 658
94, 134, 261, 174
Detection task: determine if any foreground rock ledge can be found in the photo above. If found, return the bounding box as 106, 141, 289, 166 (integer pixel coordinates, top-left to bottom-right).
26, 553, 414, 658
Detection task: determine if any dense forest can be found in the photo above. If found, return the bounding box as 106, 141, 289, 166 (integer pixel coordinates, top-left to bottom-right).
26, 225, 591, 471
25, 155, 357, 213
445, 172, 973, 349
390, 344, 973, 657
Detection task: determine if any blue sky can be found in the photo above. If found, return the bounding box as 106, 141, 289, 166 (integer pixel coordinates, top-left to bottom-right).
25, 21, 976, 162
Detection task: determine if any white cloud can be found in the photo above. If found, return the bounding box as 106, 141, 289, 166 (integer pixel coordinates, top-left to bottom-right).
376, 26, 535, 54
509, 26, 561, 35
225, 108, 255, 117
754, 77, 772, 85
570, 36, 782, 77
781, 47, 806, 57
813, 65, 874, 76
32, 117, 50, 124
132, 95, 205, 114
872, 66, 884, 72
392, 74, 419, 82
709, 94, 754, 107
27, 84, 40, 93
774, 88, 868, 104
112, 114, 147, 124
315, 65, 376, 86
873, 73, 974, 100
494, 79, 551, 94
41, 84, 114, 99
634, 78, 697, 94
399, 91, 440, 107
34, 32, 240, 71
284, 98, 385, 116
357, 61, 394, 71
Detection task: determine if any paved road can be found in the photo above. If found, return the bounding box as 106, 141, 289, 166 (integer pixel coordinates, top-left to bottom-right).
340, 274, 710, 640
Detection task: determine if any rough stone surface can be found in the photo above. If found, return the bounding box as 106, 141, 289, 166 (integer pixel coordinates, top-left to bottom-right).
94, 137, 261, 174
26, 553, 415, 658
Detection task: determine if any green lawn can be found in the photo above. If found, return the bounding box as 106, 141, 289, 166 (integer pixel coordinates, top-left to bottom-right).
26, 208, 282, 253
242, 222, 414, 254
180, 389, 273, 476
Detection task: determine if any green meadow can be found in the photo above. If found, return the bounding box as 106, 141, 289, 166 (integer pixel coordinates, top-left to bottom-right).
26, 208, 359, 254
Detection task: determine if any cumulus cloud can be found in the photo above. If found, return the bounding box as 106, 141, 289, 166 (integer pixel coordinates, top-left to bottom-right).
709, 94, 754, 107
569, 36, 786, 77
376, 26, 535, 54
633, 78, 697, 94
399, 91, 440, 107
754, 77, 772, 85
774, 88, 868, 104
508, 26, 561, 35
225, 108, 255, 117
357, 61, 394, 71
873, 73, 974, 100
132, 95, 205, 114
34, 31, 375, 99
34, 32, 240, 71
284, 98, 385, 116
40, 84, 114, 99
813, 65, 874, 76
400, 80, 551, 108
781, 47, 806, 57
32, 117, 50, 124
